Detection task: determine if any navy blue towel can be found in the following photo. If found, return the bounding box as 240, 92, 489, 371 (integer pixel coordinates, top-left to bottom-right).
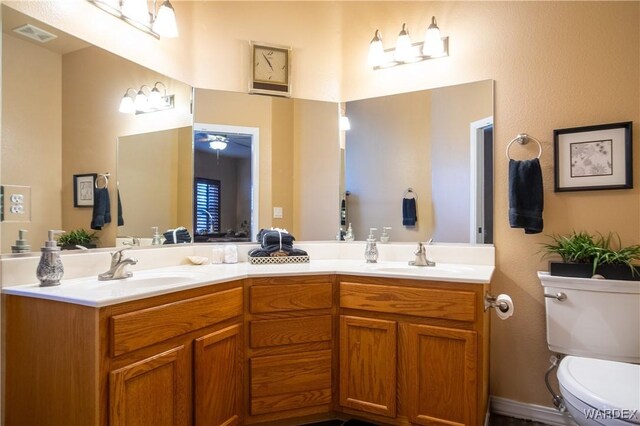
402, 198, 417, 227
91, 188, 111, 230
509, 158, 543, 234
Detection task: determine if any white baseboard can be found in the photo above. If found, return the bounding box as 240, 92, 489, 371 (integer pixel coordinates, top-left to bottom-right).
490, 396, 578, 426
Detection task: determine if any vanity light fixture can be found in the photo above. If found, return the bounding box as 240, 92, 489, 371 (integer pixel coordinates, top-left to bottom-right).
367, 16, 449, 70
118, 82, 175, 114
87, 0, 179, 39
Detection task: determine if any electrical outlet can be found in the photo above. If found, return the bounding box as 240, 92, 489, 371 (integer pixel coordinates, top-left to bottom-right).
273, 207, 283, 219
1, 185, 31, 222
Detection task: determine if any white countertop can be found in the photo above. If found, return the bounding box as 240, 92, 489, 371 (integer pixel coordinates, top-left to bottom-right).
2, 259, 494, 307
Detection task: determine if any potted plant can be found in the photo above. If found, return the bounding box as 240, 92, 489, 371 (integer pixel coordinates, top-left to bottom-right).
57, 229, 99, 250
541, 231, 640, 281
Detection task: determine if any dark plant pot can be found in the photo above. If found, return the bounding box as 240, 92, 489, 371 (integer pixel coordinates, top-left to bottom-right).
61, 244, 97, 250
549, 261, 640, 281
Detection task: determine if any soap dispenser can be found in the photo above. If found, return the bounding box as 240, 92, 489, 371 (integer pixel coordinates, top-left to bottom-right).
364, 228, 378, 263
380, 227, 392, 243
345, 223, 355, 242
151, 226, 162, 245
36, 230, 65, 287
11, 229, 31, 253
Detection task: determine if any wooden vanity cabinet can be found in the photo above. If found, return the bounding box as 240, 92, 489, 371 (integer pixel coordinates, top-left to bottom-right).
245, 275, 335, 424
4, 280, 244, 426
338, 277, 490, 426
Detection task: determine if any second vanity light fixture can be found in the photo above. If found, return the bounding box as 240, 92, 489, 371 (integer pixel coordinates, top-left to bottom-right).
119, 81, 175, 114
368, 16, 449, 69
88, 0, 178, 39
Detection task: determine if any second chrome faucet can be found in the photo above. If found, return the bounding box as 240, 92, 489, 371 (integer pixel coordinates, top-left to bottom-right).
98, 247, 138, 281
409, 240, 436, 267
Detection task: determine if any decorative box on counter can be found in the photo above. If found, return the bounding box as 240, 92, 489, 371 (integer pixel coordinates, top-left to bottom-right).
248, 255, 310, 265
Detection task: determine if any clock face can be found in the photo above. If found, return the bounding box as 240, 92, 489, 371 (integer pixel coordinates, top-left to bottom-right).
253, 46, 288, 85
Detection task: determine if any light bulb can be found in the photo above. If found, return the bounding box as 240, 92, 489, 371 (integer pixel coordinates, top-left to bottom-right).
394, 23, 414, 62
148, 87, 163, 108
118, 93, 135, 114
423, 16, 445, 57
209, 141, 227, 151
367, 30, 385, 68
339, 116, 351, 131
153, 0, 178, 38
134, 89, 148, 111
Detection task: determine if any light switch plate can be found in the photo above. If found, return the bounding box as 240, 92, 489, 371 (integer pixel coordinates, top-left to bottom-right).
273, 206, 283, 219
1, 185, 31, 222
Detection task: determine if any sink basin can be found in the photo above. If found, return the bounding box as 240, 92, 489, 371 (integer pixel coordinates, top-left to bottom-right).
372, 265, 473, 275
91, 270, 210, 290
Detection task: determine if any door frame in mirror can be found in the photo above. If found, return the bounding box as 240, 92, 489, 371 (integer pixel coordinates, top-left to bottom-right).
193, 123, 260, 242
469, 116, 494, 244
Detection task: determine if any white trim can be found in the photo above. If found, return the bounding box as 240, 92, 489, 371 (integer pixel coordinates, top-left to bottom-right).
193, 123, 260, 242
491, 396, 578, 426
469, 116, 493, 243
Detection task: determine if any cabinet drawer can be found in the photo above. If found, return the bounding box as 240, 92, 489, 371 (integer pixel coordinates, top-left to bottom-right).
250, 350, 332, 396
250, 315, 332, 348
250, 350, 332, 414
111, 287, 243, 356
250, 283, 332, 313
340, 282, 476, 322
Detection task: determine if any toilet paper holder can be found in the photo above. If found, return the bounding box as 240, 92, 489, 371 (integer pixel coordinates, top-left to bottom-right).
484, 292, 510, 313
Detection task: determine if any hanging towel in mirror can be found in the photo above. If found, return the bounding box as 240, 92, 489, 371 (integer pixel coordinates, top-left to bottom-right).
91, 187, 111, 230
402, 198, 417, 227
509, 158, 543, 234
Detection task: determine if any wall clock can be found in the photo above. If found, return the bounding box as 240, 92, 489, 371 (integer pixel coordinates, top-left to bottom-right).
250, 42, 291, 97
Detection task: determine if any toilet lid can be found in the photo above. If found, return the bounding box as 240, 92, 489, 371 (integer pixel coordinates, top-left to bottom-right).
558, 356, 640, 421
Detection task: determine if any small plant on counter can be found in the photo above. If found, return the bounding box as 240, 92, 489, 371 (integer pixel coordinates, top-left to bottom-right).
57, 229, 99, 249
541, 231, 640, 280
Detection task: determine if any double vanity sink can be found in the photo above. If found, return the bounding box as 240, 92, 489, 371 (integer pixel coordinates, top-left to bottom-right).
3, 242, 495, 426
3, 256, 493, 307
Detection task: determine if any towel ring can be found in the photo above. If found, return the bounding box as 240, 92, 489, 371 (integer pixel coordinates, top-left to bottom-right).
506, 133, 542, 160
95, 173, 110, 189
403, 188, 418, 200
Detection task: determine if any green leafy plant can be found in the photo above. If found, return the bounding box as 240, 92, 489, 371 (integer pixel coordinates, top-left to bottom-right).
541, 231, 640, 276
57, 229, 99, 248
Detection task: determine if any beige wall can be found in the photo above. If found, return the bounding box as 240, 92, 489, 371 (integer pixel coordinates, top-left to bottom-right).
345, 90, 432, 242
2, 0, 639, 411
118, 128, 192, 237
431, 80, 493, 243
1, 34, 62, 253
292, 99, 340, 240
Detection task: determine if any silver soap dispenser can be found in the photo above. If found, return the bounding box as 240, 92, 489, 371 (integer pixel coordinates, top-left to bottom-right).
11, 229, 31, 253
364, 227, 378, 263
36, 230, 65, 287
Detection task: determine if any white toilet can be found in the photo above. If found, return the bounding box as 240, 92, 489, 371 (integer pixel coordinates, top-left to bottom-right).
539, 272, 640, 425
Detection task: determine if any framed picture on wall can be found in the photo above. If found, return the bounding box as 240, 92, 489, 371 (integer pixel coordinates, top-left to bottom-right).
73, 173, 97, 207
554, 121, 632, 192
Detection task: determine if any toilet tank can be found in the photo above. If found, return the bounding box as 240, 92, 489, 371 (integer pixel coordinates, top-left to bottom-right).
539, 272, 640, 363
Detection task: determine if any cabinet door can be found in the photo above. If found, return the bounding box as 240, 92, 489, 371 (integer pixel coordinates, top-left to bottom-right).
404, 324, 477, 426
339, 315, 397, 417
110, 345, 189, 426
194, 324, 243, 426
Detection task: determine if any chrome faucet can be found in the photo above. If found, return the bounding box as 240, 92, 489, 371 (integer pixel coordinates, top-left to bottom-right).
409, 239, 436, 267
122, 237, 140, 247
98, 247, 138, 281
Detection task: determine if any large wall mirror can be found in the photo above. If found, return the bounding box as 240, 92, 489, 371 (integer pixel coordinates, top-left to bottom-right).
342, 79, 494, 244
1, 4, 493, 253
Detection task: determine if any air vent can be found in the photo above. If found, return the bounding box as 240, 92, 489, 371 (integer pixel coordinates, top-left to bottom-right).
13, 24, 58, 43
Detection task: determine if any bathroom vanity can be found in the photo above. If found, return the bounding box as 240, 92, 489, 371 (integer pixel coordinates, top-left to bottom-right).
3, 245, 494, 426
